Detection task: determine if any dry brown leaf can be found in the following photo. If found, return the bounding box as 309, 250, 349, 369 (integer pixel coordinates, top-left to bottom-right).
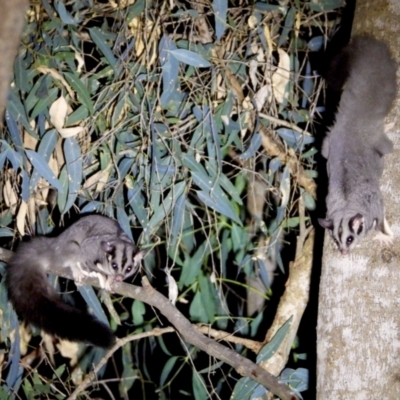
272, 49, 290, 103
263, 26, 274, 57
254, 85, 272, 111
240, 97, 254, 137
3, 177, 18, 209
110, 0, 135, 9
49, 95, 68, 130
83, 163, 111, 192
16, 201, 28, 235
249, 59, 259, 89
37, 67, 75, 100
58, 126, 85, 138
248, 15, 258, 29
74, 51, 85, 73
23, 131, 37, 150
57, 340, 80, 366
27, 196, 36, 227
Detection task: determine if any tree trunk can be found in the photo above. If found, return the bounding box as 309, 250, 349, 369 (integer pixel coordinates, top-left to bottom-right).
317, 1, 400, 399
0, 0, 28, 119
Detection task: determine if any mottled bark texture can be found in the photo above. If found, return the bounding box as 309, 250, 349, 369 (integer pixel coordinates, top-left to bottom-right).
317, 1, 400, 398
0, 0, 28, 120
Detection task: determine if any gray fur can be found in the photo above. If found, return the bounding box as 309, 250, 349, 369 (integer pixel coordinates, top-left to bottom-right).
6, 215, 142, 347
319, 37, 397, 254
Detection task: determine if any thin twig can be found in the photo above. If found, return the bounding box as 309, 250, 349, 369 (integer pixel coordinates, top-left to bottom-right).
67, 327, 175, 400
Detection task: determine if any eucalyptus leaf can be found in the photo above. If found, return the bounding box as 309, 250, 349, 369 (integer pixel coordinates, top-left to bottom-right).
147, 181, 186, 232
128, 184, 148, 230
231, 377, 259, 400
30, 87, 59, 120
8, 87, 35, 137
80, 201, 103, 214
132, 300, 146, 326
239, 133, 262, 160
64, 72, 94, 115
192, 372, 208, 400
160, 356, 179, 387
89, 27, 117, 69
117, 207, 133, 241
63, 137, 82, 213
5, 111, 23, 153
20, 170, 30, 202
78, 286, 110, 326
278, 7, 296, 47
170, 49, 211, 68
308, 36, 324, 51
30, 129, 58, 191
14, 51, 30, 93
0, 228, 13, 237
25, 149, 63, 192
170, 190, 186, 249
189, 291, 208, 323
57, 165, 68, 213
54, 1, 78, 25
199, 273, 216, 322
197, 190, 242, 225
212, 0, 228, 41
257, 316, 292, 363
309, 0, 345, 11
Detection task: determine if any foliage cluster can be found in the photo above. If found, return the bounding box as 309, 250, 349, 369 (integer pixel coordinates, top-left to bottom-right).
0, 0, 343, 398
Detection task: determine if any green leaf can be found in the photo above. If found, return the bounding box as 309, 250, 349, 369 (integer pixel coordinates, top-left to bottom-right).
303, 191, 316, 210
64, 72, 94, 115
78, 286, 110, 327
189, 291, 208, 323
199, 273, 216, 322
207, 163, 243, 205
89, 27, 117, 69
257, 316, 292, 363
192, 372, 208, 400
278, 6, 296, 47
8, 87, 36, 137
128, 183, 148, 229
170, 49, 211, 68
14, 51, 30, 93
66, 104, 89, 126
197, 190, 241, 225
119, 341, 138, 395
160, 356, 179, 387
25, 75, 45, 113
213, 0, 228, 42
25, 149, 63, 192
170, 191, 186, 250
309, 0, 345, 11
147, 181, 186, 232
0, 228, 13, 237
30, 129, 58, 190
57, 165, 68, 213
63, 137, 82, 213
30, 87, 58, 120
54, 1, 78, 25
132, 300, 145, 326
179, 243, 206, 288
231, 377, 260, 400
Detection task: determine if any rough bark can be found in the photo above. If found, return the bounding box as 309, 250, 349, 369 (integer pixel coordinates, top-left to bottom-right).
0, 0, 28, 120
317, 1, 400, 398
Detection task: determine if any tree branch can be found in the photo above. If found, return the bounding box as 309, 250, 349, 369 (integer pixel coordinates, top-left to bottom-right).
261, 197, 315, 377
196, 324, 263, 353
0, 249, 299, 400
